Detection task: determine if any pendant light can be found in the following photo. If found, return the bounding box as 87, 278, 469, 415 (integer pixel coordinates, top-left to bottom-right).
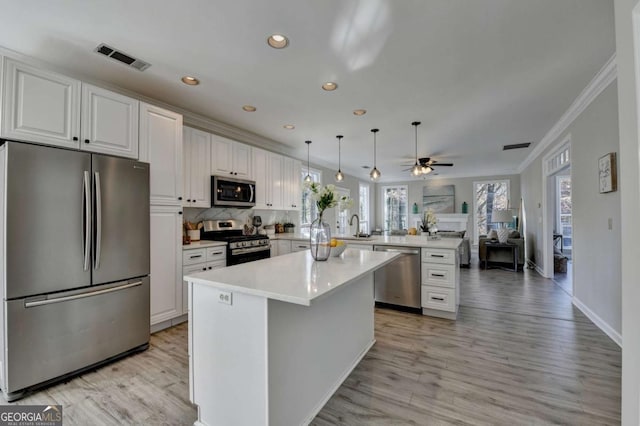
335, 135, 344, 182
410, 121, 422, 177
304, 140, 312, 183
370, 129, 381, 181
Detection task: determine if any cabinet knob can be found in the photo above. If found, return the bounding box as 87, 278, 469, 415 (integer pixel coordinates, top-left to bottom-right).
187, 199, 191, 202
178, 197, 182, 201
73, 136, 78, 141
84, 139, 90, 144
178, 211, 183, 215
202, 267, 207, 271
208, 267, 213, 270
230, 172, 233, 174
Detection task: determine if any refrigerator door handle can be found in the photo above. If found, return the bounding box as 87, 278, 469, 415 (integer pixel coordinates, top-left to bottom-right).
24, 281, 143, 308
83, 171, 91, 271
94, 171, 102, 270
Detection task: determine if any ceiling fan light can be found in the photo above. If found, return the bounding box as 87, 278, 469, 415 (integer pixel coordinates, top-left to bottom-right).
422, 165, 433, 175
411, 163, 422, 176
370, 167, 380, 181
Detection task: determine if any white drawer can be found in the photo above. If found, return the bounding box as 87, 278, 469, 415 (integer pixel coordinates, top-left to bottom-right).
422, 248, 455, 264
422, 263, 455, 288
203, 260, 226, 271
292, 242, 310, 252
421, 285, 456, 312
206, 246, 226, 262
183, 248, 207, 266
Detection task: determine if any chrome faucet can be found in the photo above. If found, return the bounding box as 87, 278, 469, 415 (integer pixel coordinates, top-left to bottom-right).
349, 214, 360, 238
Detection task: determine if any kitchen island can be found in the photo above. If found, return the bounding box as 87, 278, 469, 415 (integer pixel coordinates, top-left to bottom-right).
184, 248, 399, 426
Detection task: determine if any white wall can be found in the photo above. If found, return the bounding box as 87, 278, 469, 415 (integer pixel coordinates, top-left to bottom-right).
374, 174, 521, 231
614, 0, 640, 424
520, 82, 621, 338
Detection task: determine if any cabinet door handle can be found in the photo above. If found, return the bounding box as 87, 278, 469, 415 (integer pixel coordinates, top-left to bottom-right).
211, 252, 223, 255
84, 139, 90, 144
431, 297, 445, 301
430, 254, 445, 258
431, 273, 445, 277
190, 255, 203, 259
73, 136, 79, 141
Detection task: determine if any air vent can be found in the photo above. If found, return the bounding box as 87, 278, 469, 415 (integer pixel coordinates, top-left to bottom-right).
94, 43, 150, 71
503, 142, 532, 151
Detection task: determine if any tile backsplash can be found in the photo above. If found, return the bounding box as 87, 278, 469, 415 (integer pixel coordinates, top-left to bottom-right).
184, 207, 300, 228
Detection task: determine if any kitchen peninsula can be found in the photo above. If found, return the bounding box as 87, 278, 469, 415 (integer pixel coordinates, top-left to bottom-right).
184, 249, 399, 426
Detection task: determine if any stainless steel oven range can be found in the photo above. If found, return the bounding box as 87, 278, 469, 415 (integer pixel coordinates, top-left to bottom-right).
200, 219, 270, 266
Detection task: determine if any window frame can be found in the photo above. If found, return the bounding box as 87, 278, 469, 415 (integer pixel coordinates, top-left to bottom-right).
472, 179, 511, 244
381, 185, 409, 232
359, 182, 370, 234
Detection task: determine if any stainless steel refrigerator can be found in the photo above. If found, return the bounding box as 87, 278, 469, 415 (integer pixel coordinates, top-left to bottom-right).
0, 141, 150, 401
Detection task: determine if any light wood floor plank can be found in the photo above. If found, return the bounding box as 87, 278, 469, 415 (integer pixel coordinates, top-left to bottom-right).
1, 263, 620, 425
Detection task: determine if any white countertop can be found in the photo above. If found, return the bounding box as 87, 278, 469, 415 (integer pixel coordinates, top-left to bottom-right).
182, 240, 227, 250
270, 234, 461, 249
184, 249, 399, 306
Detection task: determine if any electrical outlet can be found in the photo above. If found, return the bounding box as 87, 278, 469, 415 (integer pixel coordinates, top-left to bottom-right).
218, 291, 232, 305
608, 218, 613, 230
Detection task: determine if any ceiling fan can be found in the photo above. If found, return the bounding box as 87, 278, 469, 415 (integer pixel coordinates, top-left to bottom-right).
404, 121, 454, 177
402, 157, 454, 175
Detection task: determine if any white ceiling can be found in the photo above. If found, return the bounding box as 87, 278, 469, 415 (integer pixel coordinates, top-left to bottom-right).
0, 0, 615, 182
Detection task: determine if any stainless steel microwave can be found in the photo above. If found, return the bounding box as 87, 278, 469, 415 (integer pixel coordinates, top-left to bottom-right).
211, 176, 256, 208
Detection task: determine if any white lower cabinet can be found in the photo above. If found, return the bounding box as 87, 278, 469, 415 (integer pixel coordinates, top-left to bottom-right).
150, 205, 183, 326
272, 239, 292, 256
421, 247, 460, 319
182, 246, 226, 314
291, 241, 310, 252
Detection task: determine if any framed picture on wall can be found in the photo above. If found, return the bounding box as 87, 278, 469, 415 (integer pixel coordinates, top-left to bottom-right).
598, 152, 617, 193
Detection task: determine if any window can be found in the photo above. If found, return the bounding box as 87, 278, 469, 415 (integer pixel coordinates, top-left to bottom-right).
473, 180, 510, 243
556, 175, 572, 252
300, 168, 322, 231
359, 183, 370, 234
335, 187, 351, 235
382, 185, 408, 231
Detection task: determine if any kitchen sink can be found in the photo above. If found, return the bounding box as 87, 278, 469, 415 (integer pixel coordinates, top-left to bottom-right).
336, 235, 375, 241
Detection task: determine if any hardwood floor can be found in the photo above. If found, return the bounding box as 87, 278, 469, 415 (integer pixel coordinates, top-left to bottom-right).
3, 264, 620, 425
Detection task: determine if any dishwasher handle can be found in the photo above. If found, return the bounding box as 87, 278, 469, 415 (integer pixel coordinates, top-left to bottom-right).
374, 247, 420, 255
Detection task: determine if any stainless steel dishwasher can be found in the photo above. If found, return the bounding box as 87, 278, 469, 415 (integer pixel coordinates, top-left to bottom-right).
373, 246, 421, 309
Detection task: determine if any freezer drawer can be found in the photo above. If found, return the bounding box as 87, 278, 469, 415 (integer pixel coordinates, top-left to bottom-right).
3, 277, 150, 398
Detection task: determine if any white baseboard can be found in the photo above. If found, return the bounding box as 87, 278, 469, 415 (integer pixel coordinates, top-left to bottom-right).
572, 297, 622, 347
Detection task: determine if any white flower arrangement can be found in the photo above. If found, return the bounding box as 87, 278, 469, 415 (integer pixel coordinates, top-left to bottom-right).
421, 208, 437, 231
305, 182, 353, 216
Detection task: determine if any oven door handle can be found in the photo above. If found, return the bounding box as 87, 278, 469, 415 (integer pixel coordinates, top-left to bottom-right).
249, 184, 254, 203
232, 245, 270, 255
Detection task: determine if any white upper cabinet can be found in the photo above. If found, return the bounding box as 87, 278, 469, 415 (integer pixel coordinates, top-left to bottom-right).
283, 157, 301, 210
183, 126, 211, 208
139, 102, 183, 206
2, 58, 81, 149
2, 59, 140, 158
253, 147, 283, 210
211, 134, 252, 179
80, 84, 139, 158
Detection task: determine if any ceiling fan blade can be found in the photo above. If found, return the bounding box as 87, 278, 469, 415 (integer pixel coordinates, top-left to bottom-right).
431, 163, 454, 167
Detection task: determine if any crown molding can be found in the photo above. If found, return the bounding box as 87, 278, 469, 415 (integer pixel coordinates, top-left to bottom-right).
517, 53, 617, 173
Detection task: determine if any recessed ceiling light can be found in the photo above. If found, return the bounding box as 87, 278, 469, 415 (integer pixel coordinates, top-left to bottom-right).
283, 124, 295, 130
181, 76, 200, 86
353, 109, 367, 116
322, 82, 338, 91
242, 105, 257, 112
267, 34, 289, 49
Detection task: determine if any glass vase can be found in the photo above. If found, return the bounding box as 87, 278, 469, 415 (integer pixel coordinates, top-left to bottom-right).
310, 214, 331, 261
